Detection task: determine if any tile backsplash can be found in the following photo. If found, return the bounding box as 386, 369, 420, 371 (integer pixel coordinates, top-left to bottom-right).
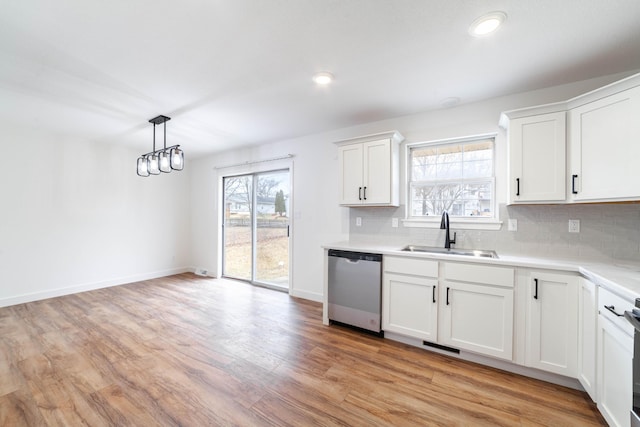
349, 203, 640, 262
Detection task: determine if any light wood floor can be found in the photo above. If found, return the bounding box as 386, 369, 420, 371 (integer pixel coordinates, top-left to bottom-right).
0, 273, 606, 426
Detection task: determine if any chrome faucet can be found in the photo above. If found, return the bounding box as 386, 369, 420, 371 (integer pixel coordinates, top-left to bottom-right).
440, 211, 456, 249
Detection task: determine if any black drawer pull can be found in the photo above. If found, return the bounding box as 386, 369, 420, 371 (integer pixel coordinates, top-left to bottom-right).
446, 287, 450, 305
571, 174, 578, 194
516, 178, 520, 196
533, 278, 538, 300
358, 187, 362, 200
363, 186, 367, 200
432, 286, 436, 304
604, 305, 624, 317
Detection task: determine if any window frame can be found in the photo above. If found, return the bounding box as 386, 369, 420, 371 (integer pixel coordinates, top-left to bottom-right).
403, 133, 502, 230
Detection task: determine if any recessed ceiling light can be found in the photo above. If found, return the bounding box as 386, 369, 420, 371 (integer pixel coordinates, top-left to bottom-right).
313, 71, 334, 85
468, 11, 506, 37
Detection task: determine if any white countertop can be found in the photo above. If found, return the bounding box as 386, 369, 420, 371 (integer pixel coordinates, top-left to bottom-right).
323, 240, 640, 302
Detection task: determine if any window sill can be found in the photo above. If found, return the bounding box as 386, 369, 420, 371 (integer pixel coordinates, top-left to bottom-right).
402, 218, 503, 231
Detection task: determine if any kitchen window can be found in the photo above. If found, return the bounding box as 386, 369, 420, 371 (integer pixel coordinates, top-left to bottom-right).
406, 135, 498, 228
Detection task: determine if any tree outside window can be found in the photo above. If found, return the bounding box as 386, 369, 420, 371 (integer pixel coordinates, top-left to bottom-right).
409, 138, 495, 218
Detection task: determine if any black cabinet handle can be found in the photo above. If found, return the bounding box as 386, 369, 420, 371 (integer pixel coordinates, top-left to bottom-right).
516, 178, 520, 196
604, 305, 624, 317
533, 278, 538, 300
363, 186, 367, 200
446, 287, 450, 305
358, 187, 362, 200
572, 174, 578, 194
432, 286, 436, 304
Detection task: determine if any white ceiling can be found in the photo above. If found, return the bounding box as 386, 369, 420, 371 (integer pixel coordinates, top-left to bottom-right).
2, 0, 640, 157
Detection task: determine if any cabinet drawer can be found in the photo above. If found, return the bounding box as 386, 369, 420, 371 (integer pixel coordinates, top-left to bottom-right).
599, 287, 634, 337
384, 256, 438, 277
443, 262, 514, 288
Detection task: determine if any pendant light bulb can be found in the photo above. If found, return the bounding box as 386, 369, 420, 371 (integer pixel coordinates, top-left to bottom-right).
159, 151, 171, 173
148, 154, 160, 175
137, 156, 150, 177
170, 147, 184, 170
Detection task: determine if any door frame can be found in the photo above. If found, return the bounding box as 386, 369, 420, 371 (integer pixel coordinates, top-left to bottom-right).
216, 158, 294, 293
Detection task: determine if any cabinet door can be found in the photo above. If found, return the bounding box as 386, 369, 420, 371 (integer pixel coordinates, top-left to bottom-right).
578, 278, 597, 401
440, 281, 514, 360
338, 143, 364, 205
382, 273, 438, 341
569, 85, 640, 201
525, 272, 578, 377
509, 112, 566, 203
362, 139, 392, 204
597, 316, 633, 427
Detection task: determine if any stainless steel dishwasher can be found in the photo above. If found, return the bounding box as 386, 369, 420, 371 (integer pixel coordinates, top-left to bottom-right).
327, 249, 383, 334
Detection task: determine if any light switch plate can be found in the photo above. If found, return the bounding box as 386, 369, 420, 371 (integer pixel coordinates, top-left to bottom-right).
356, 217, 362, 227
568, 219, 580, 233
508, 219, 518, 231
391, 218, 399, 228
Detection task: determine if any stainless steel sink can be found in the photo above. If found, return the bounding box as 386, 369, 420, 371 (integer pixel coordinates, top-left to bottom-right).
400, 245, 499, 259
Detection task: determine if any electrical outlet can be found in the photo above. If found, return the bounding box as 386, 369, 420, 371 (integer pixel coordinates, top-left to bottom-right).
356, 217, 362, 227
508, 218, 518, 231
391, 218, 399, 228
568, 219, 580, 233
195, 268, 208, 276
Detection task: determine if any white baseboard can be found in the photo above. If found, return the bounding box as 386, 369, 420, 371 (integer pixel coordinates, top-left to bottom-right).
0, 267, 192, 308
289, 288, 322, 302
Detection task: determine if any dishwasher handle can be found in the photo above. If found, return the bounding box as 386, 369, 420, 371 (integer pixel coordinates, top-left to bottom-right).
328, 249, 382, 262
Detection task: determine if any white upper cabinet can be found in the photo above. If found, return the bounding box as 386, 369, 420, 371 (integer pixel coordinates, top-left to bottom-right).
499, 72, 640, 205
503, 111, 566, 204
336, 131, 403, 206
338, 143, 364, 205
569, 84, 640, 202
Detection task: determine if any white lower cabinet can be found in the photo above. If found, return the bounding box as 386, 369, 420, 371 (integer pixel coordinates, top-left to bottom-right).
382, 256, 439, 341
524, 271, 579, 377
439, 262, 515, 360
578, 278, 598, 401
382, 258, 515, 361
440, 280, 514, 360
597, 287, 633, 427
383, 273, 438, 341
375, 252, 634, 426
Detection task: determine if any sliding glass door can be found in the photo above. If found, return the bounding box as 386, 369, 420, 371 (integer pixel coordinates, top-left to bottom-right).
222, 169, 290, 288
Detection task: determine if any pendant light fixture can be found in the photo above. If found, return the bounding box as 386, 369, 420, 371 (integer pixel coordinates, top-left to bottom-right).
136, 115, 184, 177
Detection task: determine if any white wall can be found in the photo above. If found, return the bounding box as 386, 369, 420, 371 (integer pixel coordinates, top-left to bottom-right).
189, 139, 350, 301
1, 71, 635, 307
189, 70, 638, 302
0, 122, 192, 307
